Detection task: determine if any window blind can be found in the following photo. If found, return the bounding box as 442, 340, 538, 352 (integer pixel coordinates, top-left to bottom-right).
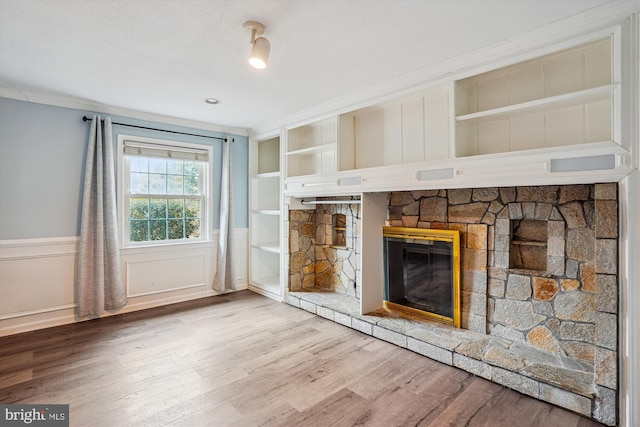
123, 140, 209, 162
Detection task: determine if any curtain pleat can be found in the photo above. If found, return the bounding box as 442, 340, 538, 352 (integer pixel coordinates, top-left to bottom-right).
76, 116, 127, 317
213, 137, 236, 292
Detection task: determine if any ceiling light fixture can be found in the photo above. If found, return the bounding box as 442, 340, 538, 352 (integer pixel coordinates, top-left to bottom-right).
244, 21, 270, 69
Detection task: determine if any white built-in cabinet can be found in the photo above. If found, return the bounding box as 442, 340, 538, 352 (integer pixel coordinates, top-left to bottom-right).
339, 85, 452, 170
281, 33, 629, 195
454, 38, 614, 157
285, 119, 337, 177
285, 86, 451, 178
249, 135, 282, 300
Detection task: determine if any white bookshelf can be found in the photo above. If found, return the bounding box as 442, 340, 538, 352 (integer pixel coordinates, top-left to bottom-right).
454, 37, 615, 157
286, 119, 337, 177
249, 135, 282, 300
281, 31, 629, 199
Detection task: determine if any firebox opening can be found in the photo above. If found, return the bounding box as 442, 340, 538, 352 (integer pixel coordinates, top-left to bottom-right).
510, 219, 548, 272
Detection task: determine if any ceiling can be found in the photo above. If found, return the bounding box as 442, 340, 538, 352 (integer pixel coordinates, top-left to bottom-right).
0, 0, 622, 134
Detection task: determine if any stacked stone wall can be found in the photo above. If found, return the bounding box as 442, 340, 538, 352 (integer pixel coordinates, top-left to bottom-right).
288, 199, 361, 298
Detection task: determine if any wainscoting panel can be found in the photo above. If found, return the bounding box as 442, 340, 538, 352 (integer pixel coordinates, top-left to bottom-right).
125, 253, 208, 297
0, 229, 248, 336
0, 237, 77, 318
0, 255, 76, 314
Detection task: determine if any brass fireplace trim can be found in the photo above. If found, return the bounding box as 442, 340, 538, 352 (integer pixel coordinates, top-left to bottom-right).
383, 226, 461, 328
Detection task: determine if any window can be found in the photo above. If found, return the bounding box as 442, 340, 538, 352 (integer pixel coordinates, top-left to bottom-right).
118, 136, 212, 246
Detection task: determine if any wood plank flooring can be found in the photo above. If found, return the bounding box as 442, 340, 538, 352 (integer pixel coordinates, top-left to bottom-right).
0, 291, 604, 427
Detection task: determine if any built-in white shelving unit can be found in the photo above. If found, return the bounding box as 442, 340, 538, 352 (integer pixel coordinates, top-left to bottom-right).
454, 37, 614, 157
338, 85, 452, 171
280, 32, 629, 198
249, 135, 282, 300
286, 119, 337, 177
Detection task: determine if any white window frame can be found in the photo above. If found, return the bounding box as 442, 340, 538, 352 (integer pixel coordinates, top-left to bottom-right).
117, 134, 213, 248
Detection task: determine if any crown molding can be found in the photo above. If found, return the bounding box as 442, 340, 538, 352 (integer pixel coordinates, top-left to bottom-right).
249, 128, 282, 142
252, 2, 639, 135
0, 87, 249, 137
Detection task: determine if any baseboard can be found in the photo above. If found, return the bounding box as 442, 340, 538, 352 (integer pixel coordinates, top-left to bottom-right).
0, 283, 250, 337
248, 283, 283, 302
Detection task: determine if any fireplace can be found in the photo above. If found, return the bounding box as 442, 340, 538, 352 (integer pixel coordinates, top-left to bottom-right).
287, 184, 619, 425
383, 227, 461, 327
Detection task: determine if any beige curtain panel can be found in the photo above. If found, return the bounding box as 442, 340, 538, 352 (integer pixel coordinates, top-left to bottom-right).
75, 116, 127, 317
213, 137, 236, 292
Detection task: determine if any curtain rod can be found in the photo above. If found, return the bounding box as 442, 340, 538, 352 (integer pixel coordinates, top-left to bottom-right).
82, 116, 228, 142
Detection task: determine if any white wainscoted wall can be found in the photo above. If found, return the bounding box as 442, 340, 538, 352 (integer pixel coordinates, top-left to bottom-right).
0, 229, 248, 336
0, 97, 250, 337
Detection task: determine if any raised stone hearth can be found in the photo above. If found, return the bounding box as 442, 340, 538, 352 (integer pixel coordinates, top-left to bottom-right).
287, 290, 604, 421
286, 184, 618, 425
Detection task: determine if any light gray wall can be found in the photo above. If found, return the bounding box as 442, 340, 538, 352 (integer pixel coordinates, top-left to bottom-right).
0, 97, 248, 240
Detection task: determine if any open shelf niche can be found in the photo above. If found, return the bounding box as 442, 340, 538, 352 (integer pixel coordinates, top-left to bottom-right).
337, 85, 452, 171
249, 135, 283, 300
454, 37, 615, 157
286, 119, 337, 177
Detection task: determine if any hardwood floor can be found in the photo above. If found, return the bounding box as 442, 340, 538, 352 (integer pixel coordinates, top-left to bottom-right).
0, 291, 603, 427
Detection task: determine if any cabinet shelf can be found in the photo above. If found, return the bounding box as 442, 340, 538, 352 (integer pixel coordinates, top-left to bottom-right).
253, 209, 280, 216
255, 171, 280, 179
455, 84, 616, 123
287, 145, 324, 156
286, 143, 337, 177
252, 242, 281, 254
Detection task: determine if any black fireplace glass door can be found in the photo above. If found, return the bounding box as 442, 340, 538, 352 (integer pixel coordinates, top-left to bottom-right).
384, 237, 454, 318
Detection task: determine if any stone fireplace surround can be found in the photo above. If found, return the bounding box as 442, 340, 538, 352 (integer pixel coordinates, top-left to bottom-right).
285, 184, 618, 425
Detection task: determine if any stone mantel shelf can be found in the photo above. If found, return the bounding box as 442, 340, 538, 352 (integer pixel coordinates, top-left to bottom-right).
284, 141, 631, 198
286, 290, 599, 418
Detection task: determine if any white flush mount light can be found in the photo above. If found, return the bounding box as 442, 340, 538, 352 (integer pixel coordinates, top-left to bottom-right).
204, 98, 221, 105
244, 21, 270, 69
